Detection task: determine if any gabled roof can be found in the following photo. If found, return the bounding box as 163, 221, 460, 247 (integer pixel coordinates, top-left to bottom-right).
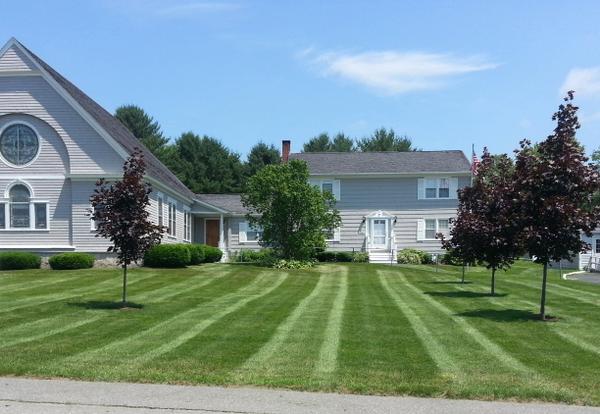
5, 38, 195, 200
194, 193, 248, 214
289, 151, 471, 175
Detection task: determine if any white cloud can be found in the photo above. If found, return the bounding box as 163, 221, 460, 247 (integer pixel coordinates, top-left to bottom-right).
300, 49, 498, 95
560, 67, 600, 98
155, 1, 240, 17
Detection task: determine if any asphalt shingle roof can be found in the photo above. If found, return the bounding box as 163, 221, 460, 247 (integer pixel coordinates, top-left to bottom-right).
18, 41, 196, 199
289, 151, 471, 175
195, 194, 248, 214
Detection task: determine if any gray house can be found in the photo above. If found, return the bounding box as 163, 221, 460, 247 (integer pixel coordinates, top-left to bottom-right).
0, 38, 471, 263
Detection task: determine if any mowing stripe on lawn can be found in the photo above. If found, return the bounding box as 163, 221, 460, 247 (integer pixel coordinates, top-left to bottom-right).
136, 268, 234, 302
134, 272, 289, 363
0, 273, 92, 295
378, 271, 457, 373
314, 267, 348, 376
0, 272, 159, 314
503, 278, 600, 306
0, 315, 103, 349
241, 273, 328, 370
68, 273, 273, 363
397, 272, 531, 374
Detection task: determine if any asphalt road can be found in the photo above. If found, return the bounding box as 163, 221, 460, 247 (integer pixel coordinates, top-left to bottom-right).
1, 377, 599, 414
568, 272, 600, 285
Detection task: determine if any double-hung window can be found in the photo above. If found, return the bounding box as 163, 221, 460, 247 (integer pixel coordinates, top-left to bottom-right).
596, 239, 600, 254
420, 218, 451, 240
157, 196, 164, 227
0, 184, 48, 230
183, 210, 191, 242
168, 201, 176, 237
420, 177, 457, 200
239, 220, 262, 243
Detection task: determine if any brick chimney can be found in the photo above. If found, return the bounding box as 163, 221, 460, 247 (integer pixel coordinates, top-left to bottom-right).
281, 139, 291, 163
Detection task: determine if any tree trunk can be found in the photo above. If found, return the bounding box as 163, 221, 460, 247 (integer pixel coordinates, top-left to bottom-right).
461, 264, 465, 284
491, 267, 496, 296
540, 262, 548, 320
122, 264, 128, 305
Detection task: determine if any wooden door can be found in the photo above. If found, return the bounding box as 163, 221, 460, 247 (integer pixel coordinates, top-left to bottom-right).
205, 219, 220, 247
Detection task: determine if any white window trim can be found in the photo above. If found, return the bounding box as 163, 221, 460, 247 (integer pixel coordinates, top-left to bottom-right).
417, 218, 451, 241
325, 227, 341, 243
309, 178, 341, 201
239, 220, 263, 244
418, 177, 458, 200
156, 192, 164, 228
167, 198, 177, 238
0, 198, 50, 232
183, 207, 191, 242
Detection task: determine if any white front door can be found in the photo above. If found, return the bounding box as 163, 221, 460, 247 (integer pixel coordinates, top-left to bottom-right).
370, 219, 388, 249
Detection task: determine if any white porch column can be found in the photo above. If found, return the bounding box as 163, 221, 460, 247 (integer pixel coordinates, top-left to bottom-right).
218, 214, 225, 249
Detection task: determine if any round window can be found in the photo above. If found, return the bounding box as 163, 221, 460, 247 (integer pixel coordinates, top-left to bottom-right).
0, 124, 40, 166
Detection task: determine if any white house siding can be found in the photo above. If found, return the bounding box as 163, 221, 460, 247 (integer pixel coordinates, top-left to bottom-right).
580, 232, 600, 270
148, 189, 193, 245
0, 177, 71, 250
0, 75, 124, 175
0, 45, 37, 72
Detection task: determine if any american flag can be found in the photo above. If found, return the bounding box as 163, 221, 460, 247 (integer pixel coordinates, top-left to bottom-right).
471, 144, 480, 176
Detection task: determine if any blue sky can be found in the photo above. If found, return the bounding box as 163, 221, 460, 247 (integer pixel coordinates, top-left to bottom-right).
2, 0, 600, 159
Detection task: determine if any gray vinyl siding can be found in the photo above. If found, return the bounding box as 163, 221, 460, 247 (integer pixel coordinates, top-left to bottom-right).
0, 177, 71, 248
335, 176, 470, 211
327, 208, 458, 253
0, 45, 36, 72
71, 180, 110, 252
0, 75, 124, 175
0, 113, 69, 174
149, 189, 192, 245
193, 217, 205, 243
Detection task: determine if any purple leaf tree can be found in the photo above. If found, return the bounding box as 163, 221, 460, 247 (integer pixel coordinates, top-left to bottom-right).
90, 149, 165, 306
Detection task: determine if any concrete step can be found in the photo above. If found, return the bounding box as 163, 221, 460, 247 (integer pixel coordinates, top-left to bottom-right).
368, 251, 395, 264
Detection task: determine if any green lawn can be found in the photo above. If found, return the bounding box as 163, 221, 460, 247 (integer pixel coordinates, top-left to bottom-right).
1, 262, 599, 405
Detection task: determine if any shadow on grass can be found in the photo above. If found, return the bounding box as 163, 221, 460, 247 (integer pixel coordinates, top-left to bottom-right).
424, 291, 507, 298
456, 308, 539, 322
428, 280, 473, 285
67, 301, 144, 310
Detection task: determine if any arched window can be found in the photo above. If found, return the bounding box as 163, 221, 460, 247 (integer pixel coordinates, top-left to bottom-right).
10, 185, 30, 228
0, 183, 48, 230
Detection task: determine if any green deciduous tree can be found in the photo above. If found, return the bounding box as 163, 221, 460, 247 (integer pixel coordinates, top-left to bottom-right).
514, 92, 600, 320
241, 160, 341, 260
90, 149, 164, 306
357, 127, 417, 151
115, 105, 169, 155
245, 142, 280, 179
169, 132, 244, 193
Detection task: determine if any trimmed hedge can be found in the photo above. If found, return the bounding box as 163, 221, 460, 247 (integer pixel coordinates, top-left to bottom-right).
315, 251, 362, 263
236, 249, 275, 264
0, 252, 41, 270
144, 244, 191, 268
49, 253, 95, 270
201, 245, 223, 263
187, 244, 206, 265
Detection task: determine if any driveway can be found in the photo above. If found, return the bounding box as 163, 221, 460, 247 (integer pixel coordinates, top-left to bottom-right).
568, 272, 600, 285
1, 377, 599, 414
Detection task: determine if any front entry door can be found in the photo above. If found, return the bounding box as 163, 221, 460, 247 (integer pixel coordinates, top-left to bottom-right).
370, 219, 388, 249
205, 219, 220, 247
